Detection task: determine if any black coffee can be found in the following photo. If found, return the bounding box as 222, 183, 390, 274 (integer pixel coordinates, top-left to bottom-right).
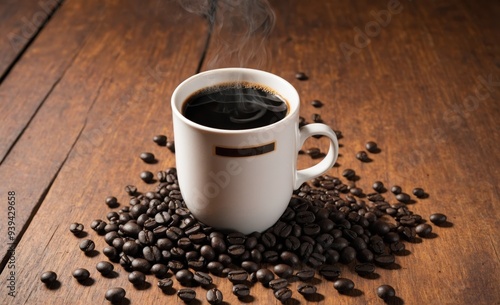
182, 83, 288, 130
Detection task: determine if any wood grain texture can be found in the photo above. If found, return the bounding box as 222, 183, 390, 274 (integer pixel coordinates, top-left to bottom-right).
0, 0, 499, 305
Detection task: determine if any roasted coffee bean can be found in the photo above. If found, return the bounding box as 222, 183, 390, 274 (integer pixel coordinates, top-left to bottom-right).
390, 241, 405, 253
331, 237, 349, 252
91, 219, 106, 234
339, 246, 357, 264
166, 227, 183, 240
374, 254, 396, 267
131, 258, 151, 273
228, 270, 248, 283
391, 185, 402, 195
273, 264, 293, 278
193, 271, 212, 286
206, 288, 223, 304
150, 263, 169, 278
416, 223, 433, 237
69, 223, 84, 235
295, 72, 308, 80
372, 181, 385, 192
128, 271, 146, 286
285, 236, 300, 251
377, 284, 396, 300
138, 230, 155, 245
256, 268, 274, 285
156, 238, 173, 251
121, 221, 141, 237
280, 251, 300, 266
143, 245, 161, 262
166, 141, 175, 153
199, 245, 216, 261
311, 99, 323, 108
241, 261, 259, 273
124, 185, 137, 195
79, 239, 95, 253
274, 287, 292, 302
233, 284, 250, 298
103, 246, 118, 260
176, 269, 194, 285
207, 261, 224, 275
318, 264, 341, 280
211, 236, 227, 253
372, 220, 391, 235
312, 113, 323, 123
333, 278, 355, 294
218, 254, 232, 266
430, 213, 447, 225
226, 232, 246, 245
296, 210, 315, 224
122, 240, 138, 255
354, 263, 376, 276
342, 169, 356, 180
228, 245, 246, 257
153, 135, 167, 146
357, 248, 374, 262
177, 288, 196, 302
40, 271, 57, 284
72, 268, 90, 281
356, 151, 370, 162
140, 171, 154, 183
396, 193, 411, 203
365, 141, 379, 153
308, 252, 326, 268
384, 232, 400, 243
269, 278, 288, 290
296, 269, 315, 281
140, 152, 156, 163
412, 187, 426, 198
298, 283, 317, 296
96, 261, 114, 276
105, 287, 126, 303
155, 211, 171, 224
325, 249, 340, 264
157, 278, 173, 290
350, 187, 363, 196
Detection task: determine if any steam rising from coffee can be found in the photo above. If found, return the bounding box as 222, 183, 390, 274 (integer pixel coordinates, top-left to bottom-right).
177, 0, 276, 69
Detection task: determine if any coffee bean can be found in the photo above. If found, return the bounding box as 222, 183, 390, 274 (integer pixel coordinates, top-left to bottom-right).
166, 141, 175, 153
207, 261, 224, 275
218, 254, 232, 266
377, 284, 396, 300
128, 271, 146, 286
295, 72, 308, 80
412, 187, 426, 198
228, 244, 246, 257
40, 271, 57, 284
271, 287, 291, 302
69, 223, 84, 235
312, 113, 323, 123
175, 269, 194, 285
391, 185, 402, 195
149, 264, 168, 278
131, 258, 151, 273
96, 261, 114, 276
273, 264, 293, 279
124, 185, 137, 196
206, 288, 223, 304
354, 263, 375, 276
365, 141, 379, 153
356, 151, 370, 162
233, 284, 250, 298
256, 268, 274, 285
396, 193, 411, 203
177, 288, 196, 302
143, 245, 162, 262
350, 187, 363, 196
298, 283, 317, 296
296, 269, 315, 281
105, 287, 126, 303
342, 169, 356, 180
374, 254, 396, 267
318, 264, 341, 280
157, 278, 173, 291
333, 278, 355, 294
311, 99, 323, 108
339, 246, 357, 264
90, 219, 106, 234
79, 239, 95, 254
140, 171, 154, 183
416, 223, 433, 237
153, 135, 167, 146
430, 213, 447, 225
241, 261, 259, 273
193, 271, 212, 286
372, 181, 385, 192
140, 152, 156, 164
228, 270, 248, 283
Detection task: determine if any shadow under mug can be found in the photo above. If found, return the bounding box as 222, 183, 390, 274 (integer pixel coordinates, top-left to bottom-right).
171, 68, 339, 234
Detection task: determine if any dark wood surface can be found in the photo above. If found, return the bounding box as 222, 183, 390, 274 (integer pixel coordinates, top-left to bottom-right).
0, 0, 499, 304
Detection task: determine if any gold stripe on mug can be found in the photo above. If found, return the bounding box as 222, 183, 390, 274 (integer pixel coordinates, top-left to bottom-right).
215, 142, 276, 157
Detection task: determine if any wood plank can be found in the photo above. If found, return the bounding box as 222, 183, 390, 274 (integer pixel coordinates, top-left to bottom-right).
0, 0, 207, 302
0, 0, 62, 78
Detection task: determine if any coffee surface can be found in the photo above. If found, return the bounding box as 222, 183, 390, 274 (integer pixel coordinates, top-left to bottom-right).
182, 84, 288, 130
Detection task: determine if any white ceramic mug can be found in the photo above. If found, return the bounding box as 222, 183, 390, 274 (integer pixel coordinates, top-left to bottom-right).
171, 68, 339, 234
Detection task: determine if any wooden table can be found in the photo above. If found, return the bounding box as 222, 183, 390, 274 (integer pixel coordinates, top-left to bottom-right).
1, 0, 499, 304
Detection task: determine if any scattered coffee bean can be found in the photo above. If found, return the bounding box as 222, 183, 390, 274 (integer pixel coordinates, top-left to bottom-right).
40, 271, 57, 284
354, 263, 375, 276
356, 151, 370, 162
150, 263, 169, 278
193, 271, 212, 286
96, 261, 114, 276
104, 196, 118, 208
318, 264, 341, 280
377, 284, 396, 300
72, 268, 90, 282
166, 141, 175, 153
311, 100, 323, 108
128, 271, 146, 286
297, 283, 317, 296
69, 223, 84, 235
269, 278, 289, 290
333, 278, 355, 294
274, 287, 292, 302
157, 278, 173, 291
228, 270, 248, 283
342, 169, 356, 180
140, 171, 154, 183
296, 269, 315, 281
176, 269, 194, 285
396, 193, 411, 203
177, 288, 196, 303
124, 185, 137, 195
105, 287, 126, 303
412, 187, 426, 198
206, 288, 223, 304
256, 268, 274, 285
233, 283, 250, 298
295, 72, 308, 80
416, 223, 433, 237
79, 239, 95, 254
430, 213, 447, 225
312, 113, 323, 123
365, 141, 379, 153
372, 181, 385, 192
391, 185, 402, 195
153, 134, 167, 146
273, 264, 293, 278
140, 152, 156, 164
374, 254, 396, 267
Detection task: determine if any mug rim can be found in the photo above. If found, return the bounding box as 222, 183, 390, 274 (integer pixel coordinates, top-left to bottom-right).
171, 68, 300, 134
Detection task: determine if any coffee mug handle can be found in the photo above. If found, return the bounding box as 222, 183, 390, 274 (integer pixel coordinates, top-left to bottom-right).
294, 124, 339, 189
